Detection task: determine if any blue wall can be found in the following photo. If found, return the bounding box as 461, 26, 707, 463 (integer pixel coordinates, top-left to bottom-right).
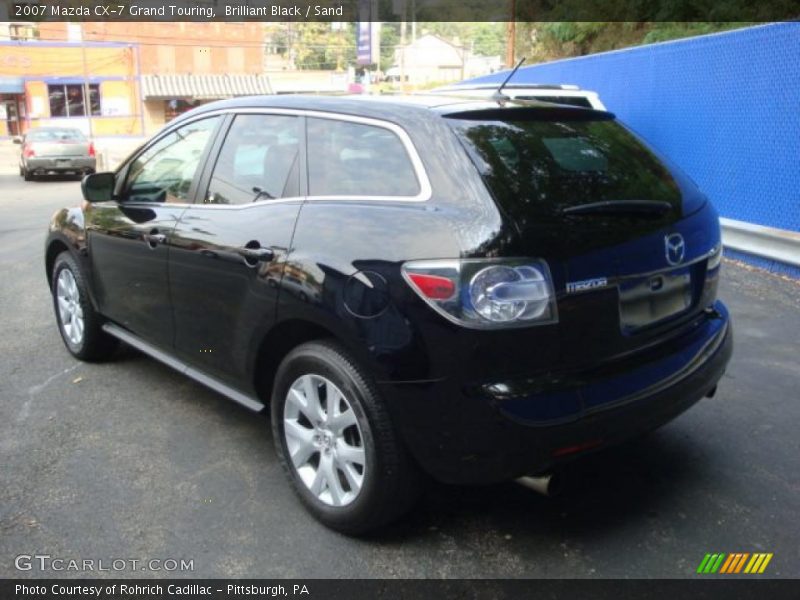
464, 23, 800, 235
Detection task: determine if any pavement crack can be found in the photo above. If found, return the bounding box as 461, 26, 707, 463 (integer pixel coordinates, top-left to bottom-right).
18, 364, 81, 423
27, 364, 80, 396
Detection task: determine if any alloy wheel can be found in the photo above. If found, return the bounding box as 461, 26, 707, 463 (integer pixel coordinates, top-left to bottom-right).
56, 269, 84, 346
283, 374, 366, 507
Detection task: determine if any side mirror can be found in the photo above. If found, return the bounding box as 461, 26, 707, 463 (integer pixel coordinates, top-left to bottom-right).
81, 172, 116, 203
11, 136, 22, 145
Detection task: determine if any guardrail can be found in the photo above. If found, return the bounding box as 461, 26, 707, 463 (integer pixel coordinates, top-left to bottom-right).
720, 218, 800, 268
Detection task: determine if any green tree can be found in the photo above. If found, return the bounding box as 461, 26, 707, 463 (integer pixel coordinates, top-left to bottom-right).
379, 23, 400, 70
291, 23, 357, 71
515, 22, 754, 64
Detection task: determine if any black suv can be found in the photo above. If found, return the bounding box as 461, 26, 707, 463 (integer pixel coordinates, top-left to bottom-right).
45, 95, 732, 533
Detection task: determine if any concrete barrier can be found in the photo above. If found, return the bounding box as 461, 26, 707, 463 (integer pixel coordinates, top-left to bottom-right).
95, 137, 146, 171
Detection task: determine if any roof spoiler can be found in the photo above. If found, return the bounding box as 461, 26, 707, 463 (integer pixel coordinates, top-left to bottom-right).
442, 106, 615, 121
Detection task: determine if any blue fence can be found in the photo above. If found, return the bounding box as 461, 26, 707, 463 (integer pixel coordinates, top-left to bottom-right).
465, 23, 800, 243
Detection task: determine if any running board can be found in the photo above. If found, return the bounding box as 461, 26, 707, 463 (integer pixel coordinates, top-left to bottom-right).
102, 323, 265, 413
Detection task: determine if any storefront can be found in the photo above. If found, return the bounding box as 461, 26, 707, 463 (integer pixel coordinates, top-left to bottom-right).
0, 76, 25, 137
140, 73, 274, 134
0, 41, 144, 138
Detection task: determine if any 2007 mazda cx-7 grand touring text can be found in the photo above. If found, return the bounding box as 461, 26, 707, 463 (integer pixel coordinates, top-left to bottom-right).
45, 95, 732, 533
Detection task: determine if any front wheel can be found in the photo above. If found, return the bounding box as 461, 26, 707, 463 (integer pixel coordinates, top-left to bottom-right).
51, 252, 117, 361
271, 340, 422, 534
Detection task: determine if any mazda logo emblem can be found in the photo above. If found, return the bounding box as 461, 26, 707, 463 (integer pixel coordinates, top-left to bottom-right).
665, 233, 686, 266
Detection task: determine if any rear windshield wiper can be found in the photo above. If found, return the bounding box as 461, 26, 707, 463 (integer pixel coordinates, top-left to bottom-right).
562, 200, 673, 216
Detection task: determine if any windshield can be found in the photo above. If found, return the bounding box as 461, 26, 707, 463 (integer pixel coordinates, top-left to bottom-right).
448, 117, 681, 223
27, 129, 86, 142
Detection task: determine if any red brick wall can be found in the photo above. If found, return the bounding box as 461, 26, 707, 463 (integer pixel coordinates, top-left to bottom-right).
36, 22, 264, 75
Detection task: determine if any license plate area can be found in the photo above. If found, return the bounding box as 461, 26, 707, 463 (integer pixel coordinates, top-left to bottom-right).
56, 158, 72, 167
618, 265, 693, 332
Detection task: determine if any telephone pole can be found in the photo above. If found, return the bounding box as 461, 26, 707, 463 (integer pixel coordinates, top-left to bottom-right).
79, 23, 94, 139
506, 0, 516, 67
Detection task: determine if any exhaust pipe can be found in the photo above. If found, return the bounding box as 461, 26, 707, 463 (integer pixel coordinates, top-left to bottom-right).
516, 473, 562, 497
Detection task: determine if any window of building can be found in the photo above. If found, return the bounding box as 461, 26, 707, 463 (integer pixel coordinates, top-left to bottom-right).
205, 114, 300, 205
164, 99, 210, 123
48, 84, 101, 118
306, 118, 420, 198
9, 23, 37, 40
123, 117, 221, 204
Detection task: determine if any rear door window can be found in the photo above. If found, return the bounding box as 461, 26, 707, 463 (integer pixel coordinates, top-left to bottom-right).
205, 114, 301, 205
306, 118, 421, 198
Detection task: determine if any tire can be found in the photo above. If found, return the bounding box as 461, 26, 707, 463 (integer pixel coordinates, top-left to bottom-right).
23, 167, 32, 182
51, 252, 118, 361
271, 340, 422, 535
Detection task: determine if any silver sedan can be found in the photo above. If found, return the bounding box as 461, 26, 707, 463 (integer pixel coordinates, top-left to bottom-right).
15, 127, 96, 181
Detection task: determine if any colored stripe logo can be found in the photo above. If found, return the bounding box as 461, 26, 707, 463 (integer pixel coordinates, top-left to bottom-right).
697, 553, 773, 574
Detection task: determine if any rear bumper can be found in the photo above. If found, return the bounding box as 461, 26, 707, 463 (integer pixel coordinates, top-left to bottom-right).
380, 301, 732, 484
25, 157, 96, 172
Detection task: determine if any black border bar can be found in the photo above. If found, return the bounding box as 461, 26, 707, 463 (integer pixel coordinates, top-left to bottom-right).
5, 0, 800, 22
3, 579, 800, 600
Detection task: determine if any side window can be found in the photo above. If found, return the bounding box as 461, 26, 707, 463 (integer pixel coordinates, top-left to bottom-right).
123, 116, 220, 204
205, 114, 300, 205
307, 118, 421, 198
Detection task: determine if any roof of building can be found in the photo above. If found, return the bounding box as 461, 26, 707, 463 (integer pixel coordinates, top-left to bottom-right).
141, 74, 274, 100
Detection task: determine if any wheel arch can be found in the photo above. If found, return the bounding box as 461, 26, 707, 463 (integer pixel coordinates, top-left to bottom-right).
253, 318, 347, 406
45, 238, 70, 288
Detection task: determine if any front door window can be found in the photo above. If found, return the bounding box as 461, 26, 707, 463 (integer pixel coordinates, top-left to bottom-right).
123, 116, 221, 204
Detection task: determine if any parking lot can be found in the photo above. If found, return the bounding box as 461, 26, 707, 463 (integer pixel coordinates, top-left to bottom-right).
1, 160, 798, 579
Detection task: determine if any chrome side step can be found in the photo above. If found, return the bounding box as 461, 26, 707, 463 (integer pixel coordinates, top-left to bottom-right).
102, 323, 265, 413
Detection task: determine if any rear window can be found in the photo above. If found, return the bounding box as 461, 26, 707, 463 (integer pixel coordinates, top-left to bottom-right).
515, 95, 593, 108
448, 117, 681, 220
27, 128, 85, 142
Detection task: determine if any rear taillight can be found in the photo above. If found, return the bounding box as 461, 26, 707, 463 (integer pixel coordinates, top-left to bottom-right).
402, 258, 558, 329
23, 144, 35, 158
88, 142, 96, 157
405, 272, 456, 300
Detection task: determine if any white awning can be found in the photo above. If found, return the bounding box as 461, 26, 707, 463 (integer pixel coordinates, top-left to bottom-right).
141, 74, 273, 100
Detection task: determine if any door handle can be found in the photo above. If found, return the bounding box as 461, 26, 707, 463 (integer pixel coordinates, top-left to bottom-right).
145, 230, 167, 249
237, 245, 274, 266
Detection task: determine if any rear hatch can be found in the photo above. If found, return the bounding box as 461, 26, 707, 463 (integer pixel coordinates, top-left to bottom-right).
446, 106, 721, 371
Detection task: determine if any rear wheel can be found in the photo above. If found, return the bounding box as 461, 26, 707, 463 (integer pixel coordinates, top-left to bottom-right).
271, 340, 422, 534
51, 252, 117, 361
22, 167, 32, 181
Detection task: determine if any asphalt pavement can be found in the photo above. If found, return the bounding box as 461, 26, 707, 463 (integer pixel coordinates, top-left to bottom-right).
1, 162, 798, 579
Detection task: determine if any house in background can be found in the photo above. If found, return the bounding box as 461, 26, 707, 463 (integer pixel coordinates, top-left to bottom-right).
390, 34, 503, 86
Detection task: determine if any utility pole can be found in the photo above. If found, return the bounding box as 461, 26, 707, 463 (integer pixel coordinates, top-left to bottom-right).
79, 23, 94, 139
400, 19, 406, 92
411, 0, 416, 44
506, 0, 516, 67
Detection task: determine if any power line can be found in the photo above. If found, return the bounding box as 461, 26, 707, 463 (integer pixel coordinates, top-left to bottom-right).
29, 35, 389, 50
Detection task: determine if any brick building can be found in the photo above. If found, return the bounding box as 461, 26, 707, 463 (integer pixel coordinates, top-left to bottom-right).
2, 22, 272, 137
